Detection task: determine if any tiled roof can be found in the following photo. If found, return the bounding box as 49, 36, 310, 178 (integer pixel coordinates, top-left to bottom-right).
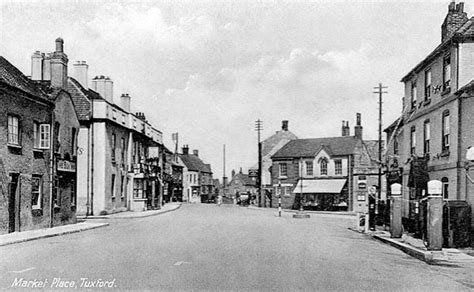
272, 136, 359, 159
0, 56, 48, 100
179, 154, 212, 173
66, 77, 92, 121
262, 130, 298, 157
363, 140, 382, 163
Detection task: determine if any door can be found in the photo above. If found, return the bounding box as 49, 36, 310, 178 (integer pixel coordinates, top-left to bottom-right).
8, 173, 19, 233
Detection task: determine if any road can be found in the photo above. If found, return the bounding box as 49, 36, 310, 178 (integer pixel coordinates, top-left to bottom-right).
0, 204, 473, 291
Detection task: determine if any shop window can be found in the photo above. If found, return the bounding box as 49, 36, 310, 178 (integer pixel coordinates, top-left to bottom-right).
134, 179, 143, 198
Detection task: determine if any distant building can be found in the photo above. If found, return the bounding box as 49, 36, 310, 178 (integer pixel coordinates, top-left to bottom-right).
249, 120, 297, 206
271, 114, 383, 212
179, 145, 214, 203
227, 169, 257, 203
385, 1, 474, 238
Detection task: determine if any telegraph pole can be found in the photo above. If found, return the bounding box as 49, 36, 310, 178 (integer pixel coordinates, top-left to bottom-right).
373, 83, 388, 229
223, 144, 227, 200
255, 119, 263, 207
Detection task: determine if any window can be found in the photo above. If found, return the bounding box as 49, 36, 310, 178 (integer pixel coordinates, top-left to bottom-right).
120, 176, 125, 199
320, 158, 328, 176
121, 138, 126, 163
425, 69, 431, 101
442, 177, 449, 199
410, 126, 416, 155
279, 163, 287, 177
305, 161, 313, 176
442, 111, 450, 152
443, 56, 451, 92
112, 109, 117, 120
424, 120, 430, 154
33, 123, 50, 149
335, 160, 342, 175
31, 175, 42, 209
111, 174, 116, 199
411, 82, 417, 109
111, 134, 116, 162
7, 115, 20, 145
133, 179, 143, 198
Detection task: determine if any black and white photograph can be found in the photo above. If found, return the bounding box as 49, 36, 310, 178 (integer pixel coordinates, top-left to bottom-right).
0, 0, 473, 290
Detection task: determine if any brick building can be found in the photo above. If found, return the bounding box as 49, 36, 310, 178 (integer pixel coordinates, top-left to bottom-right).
0, 39, 79, 234
385, 1, 474, 240
227, 169, 257, 203
271, 114, 383, 212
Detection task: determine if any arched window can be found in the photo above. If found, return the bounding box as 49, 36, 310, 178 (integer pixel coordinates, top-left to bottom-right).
320, 158, 328, 176
441, 177, 449, 199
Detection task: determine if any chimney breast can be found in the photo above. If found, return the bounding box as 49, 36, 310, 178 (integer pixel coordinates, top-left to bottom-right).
441, 1, 468, 42
50, 37, 68, 88
72, 61, 89, 89
282, 120, 289, 131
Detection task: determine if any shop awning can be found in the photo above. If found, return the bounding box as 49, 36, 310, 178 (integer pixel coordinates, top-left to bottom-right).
292, 179, 346, 194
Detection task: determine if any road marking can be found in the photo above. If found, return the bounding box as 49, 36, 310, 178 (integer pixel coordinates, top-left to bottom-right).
174, 261, 192, 266
10, 267, 36, 273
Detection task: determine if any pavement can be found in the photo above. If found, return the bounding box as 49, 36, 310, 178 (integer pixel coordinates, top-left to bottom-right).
77, 202, 182, 219
0, 222, 109, 247
0, 203, 182, 247
368, 229, 474, 265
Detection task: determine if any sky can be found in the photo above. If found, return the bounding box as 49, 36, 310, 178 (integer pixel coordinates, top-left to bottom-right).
0, 0, 468, 180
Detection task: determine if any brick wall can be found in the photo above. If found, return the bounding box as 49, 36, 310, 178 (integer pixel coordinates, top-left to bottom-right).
0, 87, 53, 234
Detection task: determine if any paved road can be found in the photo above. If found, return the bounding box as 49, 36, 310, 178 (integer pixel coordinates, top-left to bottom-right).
1, 204, 473, 291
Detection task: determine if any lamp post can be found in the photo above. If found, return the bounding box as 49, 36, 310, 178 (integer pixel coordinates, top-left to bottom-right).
293, 158, 310, 219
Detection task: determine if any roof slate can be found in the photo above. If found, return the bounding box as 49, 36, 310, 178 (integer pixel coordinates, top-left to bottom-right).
272, 136, 359, 159
0, 56, 48, 100
66, 77, 92, 121
179, 154, 212, 173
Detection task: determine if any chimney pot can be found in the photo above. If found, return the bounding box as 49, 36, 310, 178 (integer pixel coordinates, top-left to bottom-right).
55, 37, 64, 52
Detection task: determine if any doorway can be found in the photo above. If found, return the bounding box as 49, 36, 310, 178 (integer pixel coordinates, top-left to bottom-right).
8, 173, 19, 233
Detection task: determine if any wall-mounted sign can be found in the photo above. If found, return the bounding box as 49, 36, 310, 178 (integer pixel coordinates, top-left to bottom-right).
57, 159, 76, 172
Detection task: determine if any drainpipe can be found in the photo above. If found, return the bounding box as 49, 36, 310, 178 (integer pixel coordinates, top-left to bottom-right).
90, 100, 94, 215
49, 111, 55, 228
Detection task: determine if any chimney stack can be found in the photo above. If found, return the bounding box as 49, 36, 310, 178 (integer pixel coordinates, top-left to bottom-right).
193, 149, 199, 157
354, 113, 363, 139
31, 51, 44, 81
282, 120, 289, 131
72, 61, 89, 89
120, 93, 131, 112
50, 37, 68, 88
341, 121, 350, 136
182, 145, 189, 155
441, 1, 468, 42
92, 76, 114, 103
